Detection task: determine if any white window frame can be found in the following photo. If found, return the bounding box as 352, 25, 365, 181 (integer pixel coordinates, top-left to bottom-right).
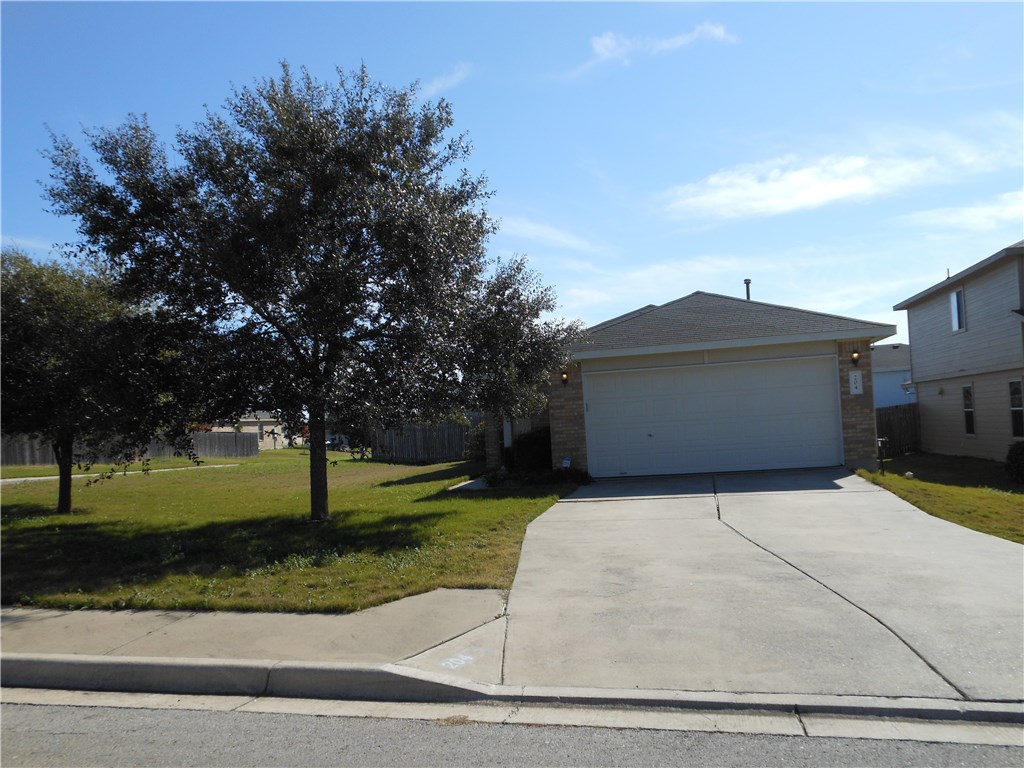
962, 384, 975, 436
1010, 380, 1023, 439
950, 288, 966, 332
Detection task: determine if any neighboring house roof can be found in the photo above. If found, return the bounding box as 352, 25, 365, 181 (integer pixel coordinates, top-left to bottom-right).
571, 291, 896, 359
871, 343, 911, 371
244, 411, 278, 421
893, 240, 1024, 310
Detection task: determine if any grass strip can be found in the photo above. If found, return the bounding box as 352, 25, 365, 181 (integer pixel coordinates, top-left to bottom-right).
858, 453, 1023, 545
1, 449, 572, 613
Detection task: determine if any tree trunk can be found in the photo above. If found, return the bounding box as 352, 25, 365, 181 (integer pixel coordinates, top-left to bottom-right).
53, 434, 74, 515
307, 410, 329, 522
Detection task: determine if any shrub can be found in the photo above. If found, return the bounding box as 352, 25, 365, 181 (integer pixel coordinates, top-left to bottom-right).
1005, 442, 1024, 483
463, 422, 487, 462
504, 426, 552, 473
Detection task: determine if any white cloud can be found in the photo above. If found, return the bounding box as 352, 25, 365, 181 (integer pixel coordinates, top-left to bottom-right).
898, 190, 1024, 233
664, 154, 940, 220
1, 236, 62, 256
420, 62, 472, 98
663, 119, 1023, 222
572, 23, 736, 76
499, 216, 596, 252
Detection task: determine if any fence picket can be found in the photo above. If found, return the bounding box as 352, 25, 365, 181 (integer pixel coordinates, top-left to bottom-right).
875, 404, 920, 457
1, 432, 259, 466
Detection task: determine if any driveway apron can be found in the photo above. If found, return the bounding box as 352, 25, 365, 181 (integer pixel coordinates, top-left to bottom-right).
501, 470, 1023, 702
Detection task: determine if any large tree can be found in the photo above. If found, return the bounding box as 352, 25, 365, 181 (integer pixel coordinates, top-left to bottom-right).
45, 63, 577, 521
0, 249, 241, 514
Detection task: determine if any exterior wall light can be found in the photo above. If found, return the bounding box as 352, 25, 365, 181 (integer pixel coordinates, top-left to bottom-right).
561, 371, 570, 386
850, 350, 861, 366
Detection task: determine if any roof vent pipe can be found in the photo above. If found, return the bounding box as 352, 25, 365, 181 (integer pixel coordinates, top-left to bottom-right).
744, 278, 751, 301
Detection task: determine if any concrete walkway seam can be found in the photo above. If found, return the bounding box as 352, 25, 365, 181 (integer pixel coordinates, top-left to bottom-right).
3, 653, 1021, 724
717, 517, 970, 700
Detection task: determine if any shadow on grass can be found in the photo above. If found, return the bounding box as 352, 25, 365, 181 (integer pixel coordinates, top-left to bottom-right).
0, 506, 450, 603
884, 453, 1021, 494
376, 462, 480, 487
0, 502, 87, 521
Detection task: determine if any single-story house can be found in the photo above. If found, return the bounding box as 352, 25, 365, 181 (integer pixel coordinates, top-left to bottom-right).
871, 343, 917, 409
893, 240, 1024, 461
548, 291, 896, 477
211, 411, 286, 450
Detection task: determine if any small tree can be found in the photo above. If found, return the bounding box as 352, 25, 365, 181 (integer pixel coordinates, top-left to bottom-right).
0, 249, 239, 513
463, 256, 585, 421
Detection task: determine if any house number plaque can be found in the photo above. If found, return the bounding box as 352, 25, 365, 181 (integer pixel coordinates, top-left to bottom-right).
849, 370, 864, 396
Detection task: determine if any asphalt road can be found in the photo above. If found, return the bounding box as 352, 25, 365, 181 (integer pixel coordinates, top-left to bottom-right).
3, 704, 1021, 768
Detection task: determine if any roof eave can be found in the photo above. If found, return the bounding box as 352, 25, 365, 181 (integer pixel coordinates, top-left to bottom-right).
893, 243, 1024, 311
570, 326, 897, 361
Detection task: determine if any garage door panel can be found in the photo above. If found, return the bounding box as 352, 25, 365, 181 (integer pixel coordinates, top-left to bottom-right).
584, 357, 842, 477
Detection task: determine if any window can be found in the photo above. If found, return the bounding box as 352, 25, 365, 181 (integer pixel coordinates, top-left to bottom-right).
1011, 381, 1024, 438
950, 288, 965, 331
258, 423, 265, 441
962, 385, 975, 435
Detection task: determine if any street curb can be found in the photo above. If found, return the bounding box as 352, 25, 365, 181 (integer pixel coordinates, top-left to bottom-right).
3, 653, 1022, 724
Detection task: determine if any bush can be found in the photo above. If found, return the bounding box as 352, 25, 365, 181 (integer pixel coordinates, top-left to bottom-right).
463, 422, 487, 462
1005, 442, 1024, 483
503, 426, 552, 474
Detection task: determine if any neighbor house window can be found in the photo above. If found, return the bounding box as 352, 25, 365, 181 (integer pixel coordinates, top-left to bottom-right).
1011, 381, 1024, 438
258, 424, 265, 441
950, 288, 965, 331
962, 385, 975, 435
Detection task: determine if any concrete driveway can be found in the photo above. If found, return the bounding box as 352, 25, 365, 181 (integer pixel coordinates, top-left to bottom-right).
502, 469, 1023, 703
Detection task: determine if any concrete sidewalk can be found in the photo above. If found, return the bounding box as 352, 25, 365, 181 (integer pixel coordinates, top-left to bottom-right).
2, 469, 1023, 732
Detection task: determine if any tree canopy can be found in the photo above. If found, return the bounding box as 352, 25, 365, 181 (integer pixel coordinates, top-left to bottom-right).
44, 63, 583, 521
0, 248, 242, 514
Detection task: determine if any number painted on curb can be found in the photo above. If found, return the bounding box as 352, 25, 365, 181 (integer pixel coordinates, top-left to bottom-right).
439, 646, 486, 670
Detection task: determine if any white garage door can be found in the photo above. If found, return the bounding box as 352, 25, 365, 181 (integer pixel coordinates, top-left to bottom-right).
584, 356, 842, 477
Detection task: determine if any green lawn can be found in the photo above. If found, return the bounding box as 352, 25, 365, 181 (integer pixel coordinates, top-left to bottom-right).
858, 453, 1024, 545
1, 450, 572, 612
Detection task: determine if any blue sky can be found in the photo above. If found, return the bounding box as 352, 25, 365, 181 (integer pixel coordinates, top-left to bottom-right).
3, 2, 1022, 342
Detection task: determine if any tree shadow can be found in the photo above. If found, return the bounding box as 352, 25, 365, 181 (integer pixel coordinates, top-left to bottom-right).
0, 506, 452, 603
1, 502, 88, 521
377, 462, 480, 487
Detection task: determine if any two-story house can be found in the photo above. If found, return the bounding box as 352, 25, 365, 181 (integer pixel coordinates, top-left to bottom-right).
893, 241, 1024, 461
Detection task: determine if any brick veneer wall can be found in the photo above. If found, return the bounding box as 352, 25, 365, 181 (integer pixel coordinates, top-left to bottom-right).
838, 339, 878, 469
548, 362, 588, 472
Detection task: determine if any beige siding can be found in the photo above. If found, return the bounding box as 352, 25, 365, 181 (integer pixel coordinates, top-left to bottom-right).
581, 341, 835, 374
907, 257, 1024, 382
917, 371, 1024, 461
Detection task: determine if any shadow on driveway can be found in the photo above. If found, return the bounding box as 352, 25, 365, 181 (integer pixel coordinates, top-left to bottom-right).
568, 466, 860, 501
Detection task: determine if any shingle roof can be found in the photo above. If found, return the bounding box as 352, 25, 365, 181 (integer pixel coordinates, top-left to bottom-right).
571, 291, 895, 356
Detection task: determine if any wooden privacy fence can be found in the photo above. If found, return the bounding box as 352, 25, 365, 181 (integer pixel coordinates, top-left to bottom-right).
372, 422, 473, 464
875, 403, 920, 457
1, 431, 259, 466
